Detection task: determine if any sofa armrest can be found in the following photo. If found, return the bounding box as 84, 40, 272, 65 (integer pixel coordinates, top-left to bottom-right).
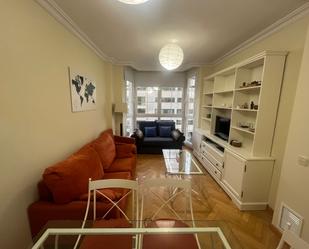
171, 129, 185, 143
114, 135, 135, 144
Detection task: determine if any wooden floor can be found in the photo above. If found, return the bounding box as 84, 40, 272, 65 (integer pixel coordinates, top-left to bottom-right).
135, 153, 281, 249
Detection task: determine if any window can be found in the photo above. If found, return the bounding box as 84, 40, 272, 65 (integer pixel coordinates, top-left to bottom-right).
124, 80, 134, 136
184, 76, 197, 142
135, 86, 184, 130
136, 117, 158, 122
136, 87, 159, 115
137, 108, 146, 114
137, 96, 145, 105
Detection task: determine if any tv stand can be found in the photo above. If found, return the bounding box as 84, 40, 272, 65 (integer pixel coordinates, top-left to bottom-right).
214, 132, 228, 142
195, 131, 275, 210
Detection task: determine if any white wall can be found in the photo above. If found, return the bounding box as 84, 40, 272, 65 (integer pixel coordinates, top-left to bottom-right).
0, 1, 113, 248
273, 21, 309, 242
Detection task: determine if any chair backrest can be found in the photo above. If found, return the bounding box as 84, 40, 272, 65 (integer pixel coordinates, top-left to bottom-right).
74, 178, 139, 249
86, 178, 139, 222
140, 178, 194, 224
276, 230, 309, 249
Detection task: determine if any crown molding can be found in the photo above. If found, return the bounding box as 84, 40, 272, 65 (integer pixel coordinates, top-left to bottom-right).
35, 0, 117, 63
213, 2, 309, 65
35, 0, 309, 70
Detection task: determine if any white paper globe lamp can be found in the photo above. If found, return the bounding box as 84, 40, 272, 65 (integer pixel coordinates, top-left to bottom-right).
117, 0, 149, 4
159, 44, 184, 70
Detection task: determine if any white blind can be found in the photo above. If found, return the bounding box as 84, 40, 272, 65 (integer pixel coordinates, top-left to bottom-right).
134, 71, 186, 87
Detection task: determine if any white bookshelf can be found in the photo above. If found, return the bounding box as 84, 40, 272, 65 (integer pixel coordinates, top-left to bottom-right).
198, 51, 287, 157
195, 51, 287, 210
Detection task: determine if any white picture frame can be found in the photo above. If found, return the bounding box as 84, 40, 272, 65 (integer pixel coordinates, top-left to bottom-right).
69, 68, 96, 112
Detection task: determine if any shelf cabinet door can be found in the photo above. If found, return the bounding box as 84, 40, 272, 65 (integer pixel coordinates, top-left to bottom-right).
222, 150, 246, 199
192, 130, 203, 155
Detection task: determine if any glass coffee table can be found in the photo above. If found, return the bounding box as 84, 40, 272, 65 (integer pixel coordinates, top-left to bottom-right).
163, 149, 204, 175
162, 149, 209, 208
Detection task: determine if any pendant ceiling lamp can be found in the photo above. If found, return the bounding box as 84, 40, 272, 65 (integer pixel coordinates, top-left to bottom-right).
159, 43, 184, 71
117, 0, 149, 4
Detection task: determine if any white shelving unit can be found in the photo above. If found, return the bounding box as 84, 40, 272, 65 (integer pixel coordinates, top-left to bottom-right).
195, 51, 287, 210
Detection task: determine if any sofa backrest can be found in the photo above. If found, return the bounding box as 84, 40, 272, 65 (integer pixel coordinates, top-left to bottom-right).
156, 120, 176, 131
138, 121, 157, 135
138, 120, 176, 134
43, 146, 104, 204
91, 129, 116, 169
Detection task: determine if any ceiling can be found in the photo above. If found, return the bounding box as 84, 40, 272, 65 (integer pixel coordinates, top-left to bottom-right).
53, 0, 308, 71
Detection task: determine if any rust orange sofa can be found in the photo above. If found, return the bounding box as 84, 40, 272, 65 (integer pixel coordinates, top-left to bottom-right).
28, 129, 136, 237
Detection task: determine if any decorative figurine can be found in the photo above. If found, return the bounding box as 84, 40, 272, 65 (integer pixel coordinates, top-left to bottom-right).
250, 101, 254, 109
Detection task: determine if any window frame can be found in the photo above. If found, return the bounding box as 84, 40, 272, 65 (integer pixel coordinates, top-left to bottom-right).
134, 86, 185, 130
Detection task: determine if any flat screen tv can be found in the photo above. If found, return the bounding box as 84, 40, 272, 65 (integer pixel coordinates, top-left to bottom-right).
214, 116, 230, 141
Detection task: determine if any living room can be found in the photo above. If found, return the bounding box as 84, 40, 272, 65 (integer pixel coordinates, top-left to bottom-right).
1, 1, 309, 249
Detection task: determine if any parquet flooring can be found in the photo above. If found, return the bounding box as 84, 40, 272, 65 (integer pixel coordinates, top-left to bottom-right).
135, 153, 281, 249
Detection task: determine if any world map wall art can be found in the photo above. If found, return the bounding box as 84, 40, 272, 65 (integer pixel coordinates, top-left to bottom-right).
69, 68, 96, 112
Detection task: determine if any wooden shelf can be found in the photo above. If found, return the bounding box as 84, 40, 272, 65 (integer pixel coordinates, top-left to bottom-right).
202, 105, 213, 108
213, 89, 234, 94
235, 86, 261, 92
201, 117, 211, 122
233, 108, 258, 112
231, 126, 255, 135
203, 92, 213, 95
213, 106, 232, 110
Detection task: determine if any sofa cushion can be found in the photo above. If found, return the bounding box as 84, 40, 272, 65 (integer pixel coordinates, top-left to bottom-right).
28, 200, 121, 237
105, 157, 136, 175
143, 137, 174, 147
103, 171, 132, 181
43, 146, 104, 204
145, 127, 157, 137
159, 126, 172, 137
79, 188, 123, 202
92, 130, 116, 169
116, 143, 136, 158
171, 129, 181, 140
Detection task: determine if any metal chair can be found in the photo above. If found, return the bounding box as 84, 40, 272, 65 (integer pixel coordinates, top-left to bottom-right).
74, 178, 139, 249
276, 230, 309, 249
139, 177, 201, 249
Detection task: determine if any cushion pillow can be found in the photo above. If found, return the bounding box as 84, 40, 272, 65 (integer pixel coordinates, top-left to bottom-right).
43, 146, 104, 204
144, 127, 157, 137
92, 130, 116, 169
159, 126, 172, 137
171, 129, 181, 141
134, 129, 144, 139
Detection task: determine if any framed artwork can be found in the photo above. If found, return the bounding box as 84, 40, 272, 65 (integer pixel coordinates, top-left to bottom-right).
69, 68, 96, 112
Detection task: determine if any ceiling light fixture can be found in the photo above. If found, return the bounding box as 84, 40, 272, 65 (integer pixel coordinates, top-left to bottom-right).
117, 0, 150, 4
159, 43, 184, 71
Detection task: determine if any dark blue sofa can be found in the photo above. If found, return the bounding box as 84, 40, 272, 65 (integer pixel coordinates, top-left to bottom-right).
131, 120, 185, 154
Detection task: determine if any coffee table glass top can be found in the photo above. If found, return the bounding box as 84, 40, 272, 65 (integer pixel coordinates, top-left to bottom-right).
163, 149, 203, 175
31, 220, 242, 249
